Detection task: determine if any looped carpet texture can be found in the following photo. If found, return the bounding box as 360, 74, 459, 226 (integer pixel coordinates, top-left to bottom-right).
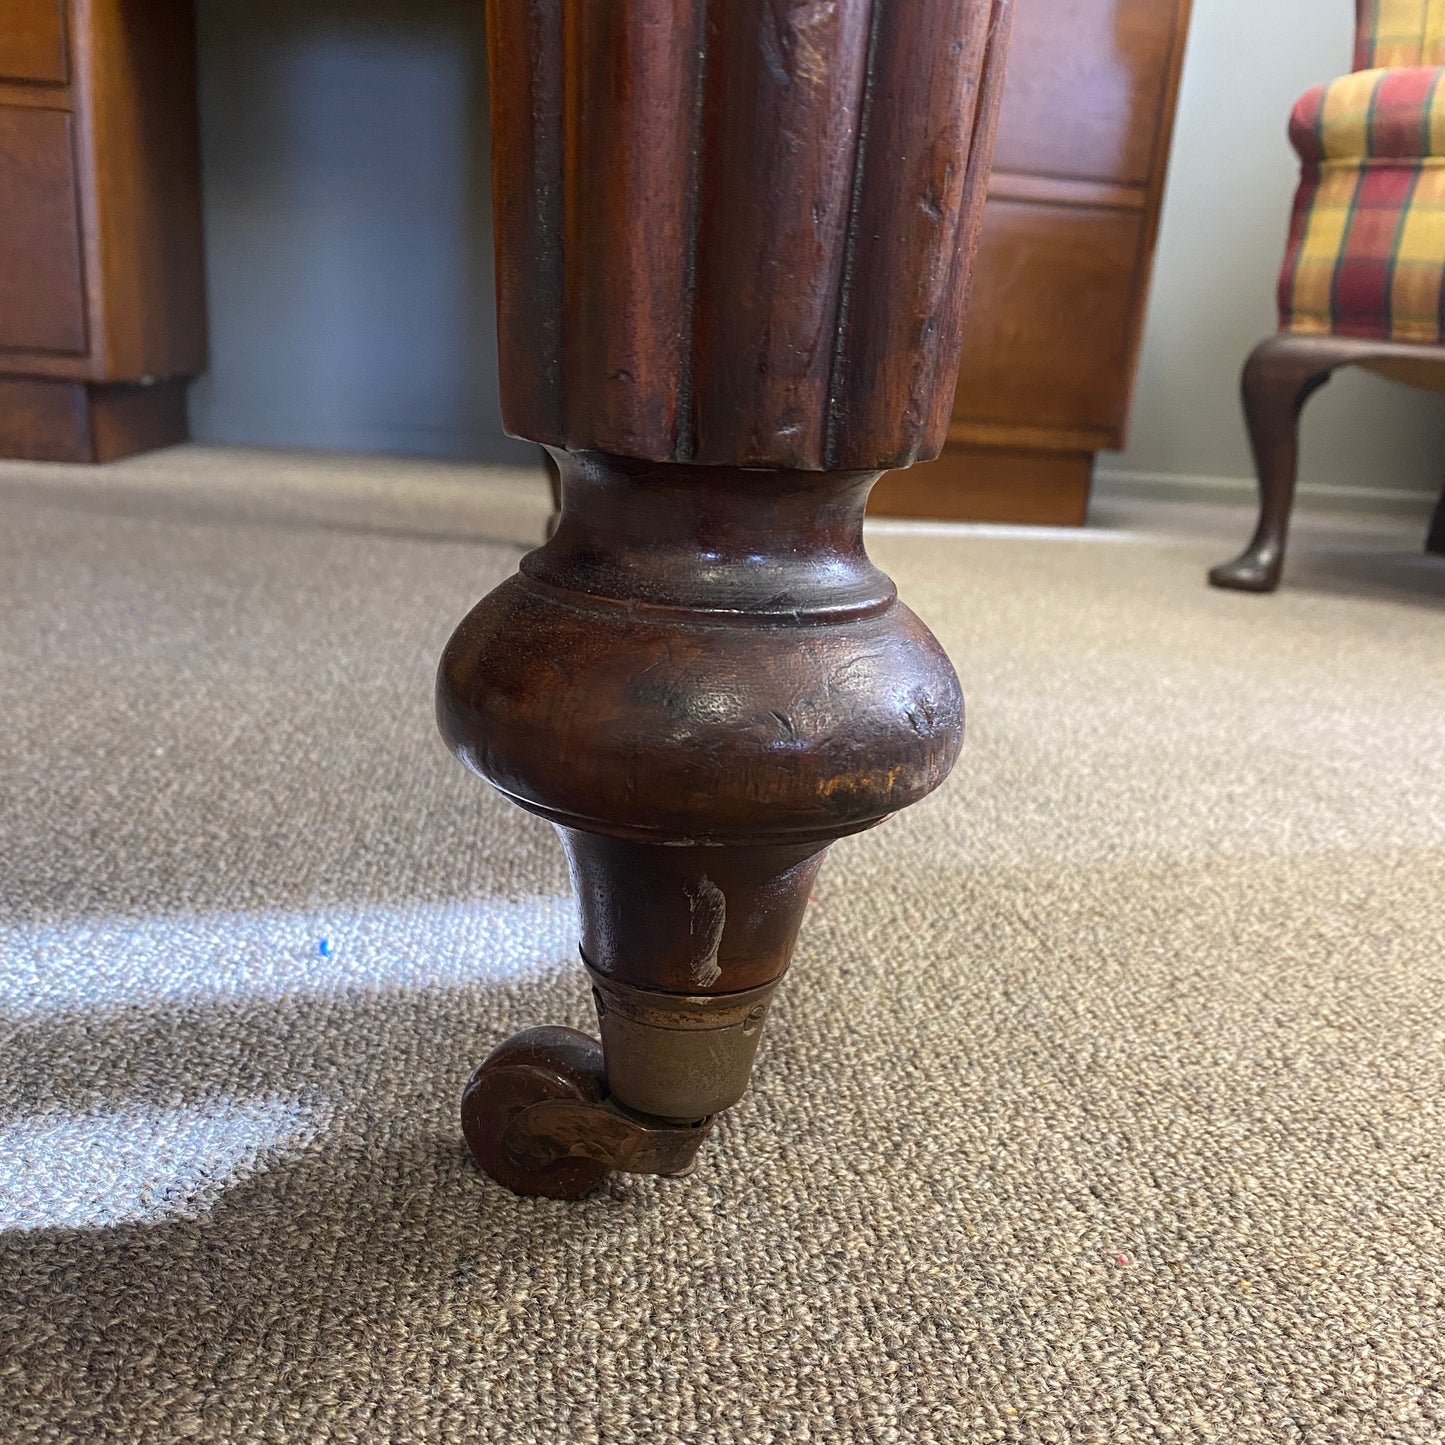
1, 449, 1443, 1443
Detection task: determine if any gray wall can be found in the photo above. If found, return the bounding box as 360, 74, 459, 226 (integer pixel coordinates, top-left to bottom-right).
192, 0, 1445, 497
1103, 0, 1445, 499
190, 0, 530, 464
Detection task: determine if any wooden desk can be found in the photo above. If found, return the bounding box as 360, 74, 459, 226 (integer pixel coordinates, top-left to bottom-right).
0, 0, 202, 463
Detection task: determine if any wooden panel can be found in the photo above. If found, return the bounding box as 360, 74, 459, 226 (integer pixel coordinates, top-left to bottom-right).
0, 105, 87, 354
0, 375, 188, 461
0, 0, 67, 85
952, 199, 1143, 441
989, 170, 1145, 211
0, 79, 70, 110
0, 377, 89, 460
991, 0, 1183, 185
948, 418, 1115, 452
907, 0, 1190, 523
73, 0, 206, 378
90, 377, 189, 459
870, 446, 1092, 524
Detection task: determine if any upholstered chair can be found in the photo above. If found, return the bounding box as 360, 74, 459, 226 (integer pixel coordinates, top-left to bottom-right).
1211, 0, 1445, 592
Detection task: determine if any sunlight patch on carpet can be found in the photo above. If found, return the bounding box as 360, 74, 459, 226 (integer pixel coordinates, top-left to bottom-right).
0, 895, 577, 1017
0, 1097, 324, 1231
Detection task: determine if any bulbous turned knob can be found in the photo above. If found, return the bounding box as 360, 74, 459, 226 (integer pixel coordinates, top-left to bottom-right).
436, 451, 964, 846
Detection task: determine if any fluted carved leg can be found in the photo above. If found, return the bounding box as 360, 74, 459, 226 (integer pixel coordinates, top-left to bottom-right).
440, 0, 1014, 1198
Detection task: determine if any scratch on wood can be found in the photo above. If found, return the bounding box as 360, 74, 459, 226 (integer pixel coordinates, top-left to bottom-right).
823, 0, 883, 468
770, 709, 799, 739
686, 875, 727, 987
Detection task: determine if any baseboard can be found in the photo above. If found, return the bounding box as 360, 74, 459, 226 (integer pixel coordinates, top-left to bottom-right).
0, 378, 191, 464
189, 411, 538, 467
870, 444, 1092, 524
1094, 468, 1439, 517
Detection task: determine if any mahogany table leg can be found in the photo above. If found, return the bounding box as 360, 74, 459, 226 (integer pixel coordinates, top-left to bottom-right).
438, 0, 1015, 1198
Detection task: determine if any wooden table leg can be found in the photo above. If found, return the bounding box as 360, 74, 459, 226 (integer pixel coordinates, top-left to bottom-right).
438, 0, 1014, 1198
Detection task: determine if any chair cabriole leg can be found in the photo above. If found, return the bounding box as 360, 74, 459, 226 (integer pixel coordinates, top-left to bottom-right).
1210, 334, 1359, 593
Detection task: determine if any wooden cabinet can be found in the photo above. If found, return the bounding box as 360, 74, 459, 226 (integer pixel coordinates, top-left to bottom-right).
871, 0, 1192, 523
0, 0, 204, 463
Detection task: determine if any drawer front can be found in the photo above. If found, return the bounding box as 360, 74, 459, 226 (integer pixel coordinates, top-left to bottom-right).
992, 0, 1184, 187
952, 200, 1143, 442
0, 106, 87, 355
0, 0, 68, 85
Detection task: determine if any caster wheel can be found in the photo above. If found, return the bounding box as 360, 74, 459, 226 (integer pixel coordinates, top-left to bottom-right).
461, 1025, 611, 1199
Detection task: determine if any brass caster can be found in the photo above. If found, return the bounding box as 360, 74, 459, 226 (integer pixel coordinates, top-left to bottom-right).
461, 1025, 715, 1200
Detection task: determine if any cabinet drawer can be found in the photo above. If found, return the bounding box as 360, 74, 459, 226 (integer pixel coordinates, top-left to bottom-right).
953, 200, 1143, 443
0, 0, 68, 85
992, 0, 1181, 187
0, 106, 87, 355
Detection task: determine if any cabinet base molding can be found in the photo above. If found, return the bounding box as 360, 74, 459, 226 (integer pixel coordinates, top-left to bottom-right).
0, 377, 189, 464
868, 445, 1093, 526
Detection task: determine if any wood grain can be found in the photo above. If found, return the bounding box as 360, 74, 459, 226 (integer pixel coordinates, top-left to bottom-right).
561, 0, 706, 460
691, 0, 872, 468
0, 0, 68, 85
952, 200, 1144, 439
891, 0, 1193, 520
485, 0, 1012, 471
828, 0, 1013, 469
0, 105, 86, 355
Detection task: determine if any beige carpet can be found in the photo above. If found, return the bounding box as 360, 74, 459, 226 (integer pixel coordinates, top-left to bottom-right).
2, 447, 1443, 1443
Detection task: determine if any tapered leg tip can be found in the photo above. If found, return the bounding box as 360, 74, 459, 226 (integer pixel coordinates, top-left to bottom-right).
1208, 552, 1281, 593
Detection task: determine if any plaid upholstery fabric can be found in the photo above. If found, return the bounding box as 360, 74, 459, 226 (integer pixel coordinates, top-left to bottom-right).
1290, 66, 1445, 162
1355, 0, 1445, 69
1279, 36, 1445, 342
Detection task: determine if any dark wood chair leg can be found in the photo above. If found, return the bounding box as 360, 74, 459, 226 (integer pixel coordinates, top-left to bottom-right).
1427, 483, 1445, 557
438, 0, 1014, 1198
1210, 334, 1361, 593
